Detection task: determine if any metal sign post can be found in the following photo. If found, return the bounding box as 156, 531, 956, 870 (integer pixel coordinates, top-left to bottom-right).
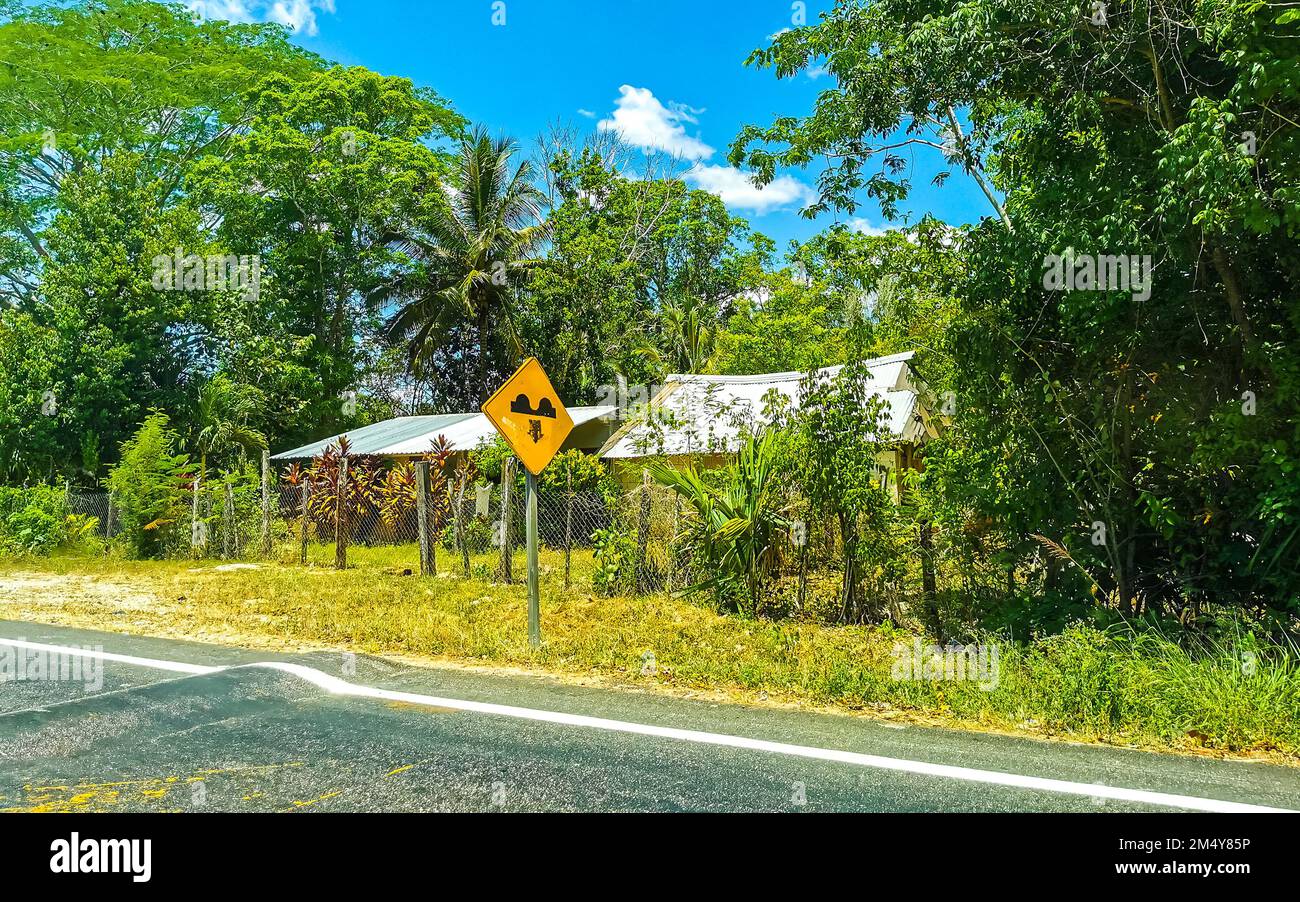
481, 357, 575, 650
525, 470, 540, 648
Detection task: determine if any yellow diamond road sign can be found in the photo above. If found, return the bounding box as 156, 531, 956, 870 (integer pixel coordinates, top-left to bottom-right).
481, 357, 574, 475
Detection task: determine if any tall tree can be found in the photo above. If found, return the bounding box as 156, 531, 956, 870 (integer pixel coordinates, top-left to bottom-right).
0, 0, 320, 307
192, 65, 464, 442
733, 0, 1300, 622
523, 142, 773, 398
383, 126, 547, 408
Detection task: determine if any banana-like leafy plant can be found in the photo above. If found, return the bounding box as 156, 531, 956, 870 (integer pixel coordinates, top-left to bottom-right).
648, 430, 789, 615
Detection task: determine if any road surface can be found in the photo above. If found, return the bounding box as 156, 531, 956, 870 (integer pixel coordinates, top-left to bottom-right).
1, 621, 1296, 813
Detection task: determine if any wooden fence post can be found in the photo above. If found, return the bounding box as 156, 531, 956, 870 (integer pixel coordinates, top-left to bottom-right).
190, 474, 202, 558
335, 456, 349, 571
797, 522, 809, 612
223, 479, 235, 559
636, 469, 652, 593
920, 520, 941, 640
669, 494, 680, 591
496, 457, 514, 583
456, 473, 470, 578
416, 460, 433, 576
299, 481, 310, 566
260, 449, 272, 557
563, 469, 573, 590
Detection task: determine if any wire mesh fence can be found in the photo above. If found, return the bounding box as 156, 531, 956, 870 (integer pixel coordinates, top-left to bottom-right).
66, 491, 121, 539
65, 481, 633, 567
57, 473, 853, 609
13, 469, 877, 629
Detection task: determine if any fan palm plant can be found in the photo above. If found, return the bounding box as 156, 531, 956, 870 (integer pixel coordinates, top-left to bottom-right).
192, 374, 266, 476
637, 298, 718, 376
383, 126, 548, 405
648, 430, 789, 615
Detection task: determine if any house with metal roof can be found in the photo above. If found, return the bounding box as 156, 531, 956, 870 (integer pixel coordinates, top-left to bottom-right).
597, 352, 941, 494
272, 406, 621, 463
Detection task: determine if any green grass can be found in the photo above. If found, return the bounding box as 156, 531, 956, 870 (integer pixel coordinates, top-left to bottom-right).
1, 544, 1297, 760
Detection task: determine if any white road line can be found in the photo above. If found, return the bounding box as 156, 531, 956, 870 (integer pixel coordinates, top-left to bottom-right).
1, 636, 1292, 813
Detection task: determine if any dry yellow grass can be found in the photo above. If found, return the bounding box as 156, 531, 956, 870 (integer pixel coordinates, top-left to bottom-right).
1, 545, 1296, 762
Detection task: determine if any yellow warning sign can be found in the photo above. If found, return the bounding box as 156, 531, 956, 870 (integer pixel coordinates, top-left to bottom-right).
481, 357, 574, 475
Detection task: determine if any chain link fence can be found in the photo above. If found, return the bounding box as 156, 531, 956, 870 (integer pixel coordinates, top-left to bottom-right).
66, 491, 121, 539
65, 480, 629, 567
57, 473, 859, 613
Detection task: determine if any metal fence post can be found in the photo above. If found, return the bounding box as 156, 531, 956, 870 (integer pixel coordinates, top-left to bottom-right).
105, 490, 114, 540
335, 456, 348, 571
260, 449, 272, 557
416, 460, 433, 576
299, 480, 310, 566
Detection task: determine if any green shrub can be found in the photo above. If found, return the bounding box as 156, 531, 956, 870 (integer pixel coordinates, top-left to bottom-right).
541, 449, 619, 500
105, 411, 192, 559
3, 505, 62, 553
648, 431, 789, 614
0, 484, 67, 522
61, 513, 104, 554
591, 526, 636, 596
0, 485, 70, 555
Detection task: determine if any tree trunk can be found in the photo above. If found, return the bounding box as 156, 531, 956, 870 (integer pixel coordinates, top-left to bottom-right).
839, 514, 858, 623
477, 302, 490, 405
920, 520, 942, 640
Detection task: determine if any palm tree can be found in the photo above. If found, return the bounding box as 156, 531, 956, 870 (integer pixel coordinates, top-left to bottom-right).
192, 374, 266, 476
384, 126, 548, 405
637, 298, 718, 376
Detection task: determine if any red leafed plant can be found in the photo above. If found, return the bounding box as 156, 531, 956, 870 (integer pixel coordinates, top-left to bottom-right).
286, 436, 383, 533
281, 434, 480, 542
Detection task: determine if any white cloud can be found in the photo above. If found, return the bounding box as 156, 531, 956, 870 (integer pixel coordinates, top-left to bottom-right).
685, 163, 814, 214
806, 63, 829, 80
597, 85, 714, 161
847, 217, 890, 236
594, 85, 815, 214
576, 108, 596, 119
183, 0, 335, 36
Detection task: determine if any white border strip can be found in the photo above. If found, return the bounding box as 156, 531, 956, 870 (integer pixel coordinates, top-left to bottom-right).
2, 637, 1292, 813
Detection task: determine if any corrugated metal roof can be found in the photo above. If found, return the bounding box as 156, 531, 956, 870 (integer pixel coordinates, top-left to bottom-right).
600, 353, 936, 459
272, 406, 620, 461
272, 414, 477, 460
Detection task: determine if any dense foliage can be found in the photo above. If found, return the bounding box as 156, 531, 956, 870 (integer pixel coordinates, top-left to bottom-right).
2, 0, 1295, 638
730, 0, 1300, 633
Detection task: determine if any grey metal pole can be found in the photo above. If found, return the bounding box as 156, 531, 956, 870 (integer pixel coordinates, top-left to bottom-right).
526, 469, 540, 649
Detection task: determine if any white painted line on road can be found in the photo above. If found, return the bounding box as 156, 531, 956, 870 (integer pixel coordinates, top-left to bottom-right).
1, 638, 217, 676
2, 636, 1293, 813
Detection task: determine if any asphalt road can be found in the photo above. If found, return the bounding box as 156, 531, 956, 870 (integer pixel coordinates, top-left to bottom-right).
1, 621, 1297, 813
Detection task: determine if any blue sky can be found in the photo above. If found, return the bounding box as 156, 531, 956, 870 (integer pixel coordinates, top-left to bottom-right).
187, 0, 993, 251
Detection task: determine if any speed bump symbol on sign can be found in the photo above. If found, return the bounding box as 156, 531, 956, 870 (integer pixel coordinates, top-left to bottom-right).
481, 357, 574, 475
